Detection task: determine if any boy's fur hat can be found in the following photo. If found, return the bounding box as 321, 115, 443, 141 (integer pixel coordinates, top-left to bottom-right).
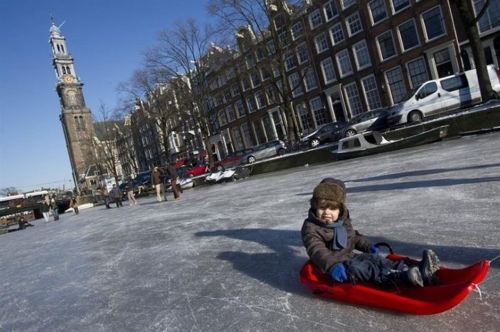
312, 178, 346, 203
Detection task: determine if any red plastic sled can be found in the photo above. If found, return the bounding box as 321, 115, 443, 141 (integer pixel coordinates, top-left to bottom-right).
300, 253, 490, 315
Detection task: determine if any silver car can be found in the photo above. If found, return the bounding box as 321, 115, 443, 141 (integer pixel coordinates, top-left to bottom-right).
344, 108, 390, 137
241, 140, 286, 164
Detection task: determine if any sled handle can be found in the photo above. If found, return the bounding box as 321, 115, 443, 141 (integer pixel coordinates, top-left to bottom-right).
374, 242, 394, 254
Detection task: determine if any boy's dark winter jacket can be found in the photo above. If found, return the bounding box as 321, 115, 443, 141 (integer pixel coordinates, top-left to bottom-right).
301, 208, 372, 274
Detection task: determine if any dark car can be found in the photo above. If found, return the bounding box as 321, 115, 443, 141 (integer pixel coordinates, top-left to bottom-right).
344, 108, 390, 137
241, 140, 286, 164
300, 121, 347, 148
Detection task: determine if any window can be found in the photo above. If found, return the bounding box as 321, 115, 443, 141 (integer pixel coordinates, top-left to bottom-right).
320, 57, 337, 84
242, 77, 251, 91
285, 52, 297, 71
266, 40, 276, 55
422, 6, 446, 41
218, 110, 228, 126
296, 103, 311, 131
369, 0, 388, 25
434, 48, 454, 77
336, 49, 353, 78
474, 0, 500, 33
315, 33, 329, 53
226, 105, 236, 122
231, 84, 240, 97
251, 72, 261, 88
296, 43, 309, 64
260, 67, 271, 81
256, 48, 266, 61
416, 82, 438, 99
361, 75, 382, 110
224, 89, 232, 103
385, 67, 407, 104
246, 95, 257, 113
303, 68, 318, 92
278, 30, 290, 46
398, 19, 420, 51
291, 21, 304, 40
288, 72, 303, 97
346, 12, 363, 36
266, 85, 278, 104
324, 1, 338, 21
344, 83, 363, 116
255, 91, 267, 109
330, 23, 345, 45
231, 126, 245, 151
353, 40, 371, 70
407, 57, 429, 89
246, 53, 256, 69
341, 0, 356, 10
391, 0, 410, 14
377, 31, 396, 60
309, 9, 322, 29
235, 99, 246, 118
310, 97, 329, 125
441, 74, 469, 92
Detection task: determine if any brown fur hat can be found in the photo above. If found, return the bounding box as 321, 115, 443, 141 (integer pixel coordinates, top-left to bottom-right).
312, 178, 346, 204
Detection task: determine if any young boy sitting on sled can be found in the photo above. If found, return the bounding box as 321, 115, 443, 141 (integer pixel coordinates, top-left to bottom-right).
301, 178, 440, 287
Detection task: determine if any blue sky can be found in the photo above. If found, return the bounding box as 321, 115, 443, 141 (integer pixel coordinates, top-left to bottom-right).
0, 0, 213, 192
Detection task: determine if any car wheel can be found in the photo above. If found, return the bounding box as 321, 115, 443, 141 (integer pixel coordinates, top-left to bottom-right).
216, 164, 225, 171
310, 138, 320, 148
277, 148, 285, 156
345, 129, 357, 137
408, 110, 423, 123
247, 156, 256, 163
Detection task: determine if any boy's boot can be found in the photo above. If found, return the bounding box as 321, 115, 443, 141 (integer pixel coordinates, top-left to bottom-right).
419, 249, 440, 285
389, 267, 424, 287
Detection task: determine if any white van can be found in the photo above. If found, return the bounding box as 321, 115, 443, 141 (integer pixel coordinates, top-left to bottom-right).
387, 64, 500, 125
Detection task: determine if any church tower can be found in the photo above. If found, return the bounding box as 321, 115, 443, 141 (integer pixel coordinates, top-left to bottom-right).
49, 21, 94, 192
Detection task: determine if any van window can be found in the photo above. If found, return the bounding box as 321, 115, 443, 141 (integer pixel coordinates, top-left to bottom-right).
417, 82, 438, 99
441, 74, 468, 92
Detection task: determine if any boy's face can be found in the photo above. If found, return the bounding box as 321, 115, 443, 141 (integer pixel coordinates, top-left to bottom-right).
316, 207, 340, 224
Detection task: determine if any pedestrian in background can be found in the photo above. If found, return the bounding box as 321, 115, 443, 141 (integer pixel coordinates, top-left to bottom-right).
50, 194, 59, 221
70, 196, 79, 214
167, 162, 181, 200
109, 184, 123, 208
42, 195, 51, 222
126, 178, 137, 206
151, 166, 164, 202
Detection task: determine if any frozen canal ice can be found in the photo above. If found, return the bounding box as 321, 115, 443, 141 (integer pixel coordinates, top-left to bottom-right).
1, 131, 499, 331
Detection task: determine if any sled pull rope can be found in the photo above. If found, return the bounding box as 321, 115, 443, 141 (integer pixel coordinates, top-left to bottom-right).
472, 283, 483, 301
489, 255, 500, 264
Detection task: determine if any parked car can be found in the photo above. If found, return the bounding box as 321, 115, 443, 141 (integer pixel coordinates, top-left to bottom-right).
215, 148, 254, 171
344, 108, 390, 137
241, 140, 286, 164
185, 163, 209, 177
387, 64, 500, 126
300, 121, 347, 148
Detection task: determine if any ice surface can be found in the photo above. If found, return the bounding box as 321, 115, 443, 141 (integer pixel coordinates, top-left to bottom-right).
1, 131, 499, 331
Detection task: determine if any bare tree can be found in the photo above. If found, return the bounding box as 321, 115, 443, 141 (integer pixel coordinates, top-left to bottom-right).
144, 19, 223, 169
118, 68, 182, 166
452, 0, 497, 100
0, 187, 20, 196
208, 0, 310, 146
89, 104, 123, 185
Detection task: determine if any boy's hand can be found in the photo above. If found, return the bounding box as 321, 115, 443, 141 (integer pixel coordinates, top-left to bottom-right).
330, 263, 347, 282
369, 245, 379, 255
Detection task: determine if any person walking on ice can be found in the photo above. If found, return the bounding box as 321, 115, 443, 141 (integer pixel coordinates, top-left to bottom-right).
301, 178, 440, 287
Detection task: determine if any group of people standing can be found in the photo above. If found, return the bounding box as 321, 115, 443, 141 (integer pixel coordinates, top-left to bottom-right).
151, 163, 181, 202
41, 194, 79, 222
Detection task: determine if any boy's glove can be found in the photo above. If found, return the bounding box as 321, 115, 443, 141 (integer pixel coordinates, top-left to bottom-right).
369, 245, 379, 255
330, 263, 348, 282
